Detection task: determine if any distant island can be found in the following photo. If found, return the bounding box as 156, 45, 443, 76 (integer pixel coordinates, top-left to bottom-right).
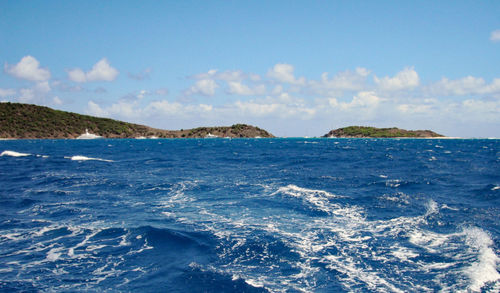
0, 102, 274, 139
323, 126, 443, 138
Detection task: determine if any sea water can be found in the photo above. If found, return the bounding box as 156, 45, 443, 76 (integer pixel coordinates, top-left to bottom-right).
0, 138, 499, 292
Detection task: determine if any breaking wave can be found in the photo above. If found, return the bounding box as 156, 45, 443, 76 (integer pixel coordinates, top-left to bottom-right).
1, 150, 30, 157
65, 155, 114, 162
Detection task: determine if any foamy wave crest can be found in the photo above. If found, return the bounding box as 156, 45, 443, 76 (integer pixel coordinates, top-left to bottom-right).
463, 227, 500, 292
273, 184, 343, 214
1, 150, 30, 157
65, 155, 114, 162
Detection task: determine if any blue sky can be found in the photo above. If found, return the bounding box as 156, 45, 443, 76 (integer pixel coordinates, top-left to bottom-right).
1, 1, 499, 137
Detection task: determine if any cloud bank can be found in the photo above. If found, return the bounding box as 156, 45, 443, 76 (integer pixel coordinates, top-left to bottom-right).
84, 63, 500, 137
2, 55, 498, 137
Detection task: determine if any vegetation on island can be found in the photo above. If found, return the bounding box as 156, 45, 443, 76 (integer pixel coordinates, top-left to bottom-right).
0, 102, 274, 139
322, 126, 443, 138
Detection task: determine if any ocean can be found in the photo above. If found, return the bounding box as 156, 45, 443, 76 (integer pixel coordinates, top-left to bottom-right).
0, 138, 499, 292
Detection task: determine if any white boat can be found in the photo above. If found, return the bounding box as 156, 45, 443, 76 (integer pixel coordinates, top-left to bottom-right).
76, 129, 102, 139
205, 133, 218, 138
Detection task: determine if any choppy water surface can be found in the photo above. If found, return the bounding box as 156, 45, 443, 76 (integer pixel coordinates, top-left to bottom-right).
1, 138, 499, 292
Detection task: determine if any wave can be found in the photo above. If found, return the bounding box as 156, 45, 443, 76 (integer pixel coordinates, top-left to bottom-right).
462, 227, 500, 292
65, 155, 114, 162
1, 150, 30, 157
162, 183, 500, 292
272, 184, 344, 214
0, 222, 214, 291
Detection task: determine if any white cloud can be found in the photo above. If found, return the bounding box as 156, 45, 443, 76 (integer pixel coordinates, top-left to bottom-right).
271, 85, 283, 95
227, 82, 266, 96
267, 63, 305, 85
0, 88, 16, 97
185, 79, 218, 96
483, 78, 500, 94
87, 100, 140, 119
68, 69, 87, 83
249, 74, 261, 81
87, 101, 109, 117
87, 99, 215, 121
5, 56, 51, 81
144, 100, 183, 116
374, 67, 419, 91
216, 70, 246, 82
233, 94, 316, 119
18, 88, 35, 103
462, 99, 500, 115
35, 81, 51, 93
430, 76, 485, 96
490, 29, 500, 42
137, 90, 148, 100
397, 103, 434, 114
428, 76, 500, 96
68, 58, 119, 83
52, 96, 63, 105
309, 67, 371, 95
355, 67, 370, 77
191, 69, 218, 80
186, 69, 267, 98
191, 69, 252, 83
340, 91, 382, 109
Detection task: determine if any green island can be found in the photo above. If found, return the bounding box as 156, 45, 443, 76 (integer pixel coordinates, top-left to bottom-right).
322, 126, 443, 138
0, 102, 274, 139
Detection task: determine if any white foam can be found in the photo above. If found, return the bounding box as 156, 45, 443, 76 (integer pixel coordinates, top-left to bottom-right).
1, 150, 30, 157
463, 227, 500, 292
273, 184, 341, 213
245, 278, 265, 288
85, 245, 107, 251
425, 199, 439, 216
385, 179, 402, 188
423, 262, 455, 270
408, 230, 452, 253
441, 204, 459, 211
46, 248, 62, 261
65, 155, 114, 162
391, 246, 419, 262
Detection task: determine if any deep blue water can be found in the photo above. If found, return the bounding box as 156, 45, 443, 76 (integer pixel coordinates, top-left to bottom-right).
0, 138, 499, 292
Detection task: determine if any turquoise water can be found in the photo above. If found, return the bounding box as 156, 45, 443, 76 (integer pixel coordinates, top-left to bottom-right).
1, 138, 499, 292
